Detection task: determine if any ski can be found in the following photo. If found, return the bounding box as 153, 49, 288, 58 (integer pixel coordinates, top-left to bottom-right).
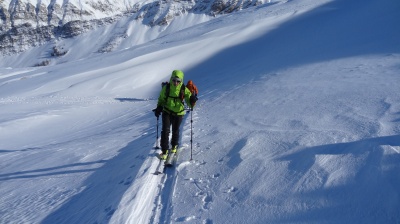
154, 158, 165, 175
153, 152, 175, 174
154, 146, 183, 174
164, 152, 177, 167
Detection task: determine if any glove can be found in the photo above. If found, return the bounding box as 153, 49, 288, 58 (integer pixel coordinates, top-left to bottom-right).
153, 106, 163, 117
190, 95, 198, 107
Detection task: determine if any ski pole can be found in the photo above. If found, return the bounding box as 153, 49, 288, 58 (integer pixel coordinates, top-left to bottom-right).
155, 116, 160, 149
190, 108, 193, 161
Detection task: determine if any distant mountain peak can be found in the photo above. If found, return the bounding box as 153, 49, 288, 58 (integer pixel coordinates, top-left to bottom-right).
0, 0, 266, 55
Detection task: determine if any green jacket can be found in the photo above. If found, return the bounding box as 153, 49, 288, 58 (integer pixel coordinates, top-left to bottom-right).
157, 70, 194, 116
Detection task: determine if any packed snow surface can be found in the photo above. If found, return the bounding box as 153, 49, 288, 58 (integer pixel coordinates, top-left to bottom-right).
1, 0, 400, 223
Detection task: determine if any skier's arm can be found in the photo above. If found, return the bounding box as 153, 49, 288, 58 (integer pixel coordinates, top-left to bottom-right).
157, 86, 167, 107
185, 87, 197, 108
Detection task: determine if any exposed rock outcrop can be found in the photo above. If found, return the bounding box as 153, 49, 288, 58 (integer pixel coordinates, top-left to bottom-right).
0, 0, 264, 55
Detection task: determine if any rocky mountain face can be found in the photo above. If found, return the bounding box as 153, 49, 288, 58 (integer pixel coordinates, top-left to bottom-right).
0, 0, 265, 56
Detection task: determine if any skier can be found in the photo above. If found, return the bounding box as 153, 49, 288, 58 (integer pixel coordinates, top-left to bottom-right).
154, 70, 197, 160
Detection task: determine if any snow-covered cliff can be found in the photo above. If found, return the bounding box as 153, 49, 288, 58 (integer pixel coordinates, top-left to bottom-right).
0, 0, 266, 55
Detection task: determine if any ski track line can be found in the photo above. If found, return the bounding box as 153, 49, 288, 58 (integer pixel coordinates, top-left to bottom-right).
122, 142, 178, 224
160, 158, 180, 224
122, 112, 192, 223
152, 118, 190, 223
151, 149, 182, 223
112, 143, 163, 224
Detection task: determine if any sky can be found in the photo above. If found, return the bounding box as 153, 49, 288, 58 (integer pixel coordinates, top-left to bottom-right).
0, 0, 400, 223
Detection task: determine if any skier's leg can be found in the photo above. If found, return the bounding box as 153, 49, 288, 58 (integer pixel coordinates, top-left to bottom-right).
161, 112, 171, 154
171, 115, 183, 148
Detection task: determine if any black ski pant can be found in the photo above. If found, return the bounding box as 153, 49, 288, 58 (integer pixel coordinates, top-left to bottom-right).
161, 112, 183, 154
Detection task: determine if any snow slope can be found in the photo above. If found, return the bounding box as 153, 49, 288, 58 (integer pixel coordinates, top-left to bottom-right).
1, 0, 400, 223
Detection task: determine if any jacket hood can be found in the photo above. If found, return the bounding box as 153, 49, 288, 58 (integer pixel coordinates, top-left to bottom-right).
170, 70, 184, 83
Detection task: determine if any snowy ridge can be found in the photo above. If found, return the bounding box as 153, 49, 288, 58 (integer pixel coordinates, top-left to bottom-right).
1, 0, 400, 223
0, 0, 267, 55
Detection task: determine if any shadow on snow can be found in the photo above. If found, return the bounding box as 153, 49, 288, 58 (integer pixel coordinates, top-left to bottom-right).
40, 134, 156, 224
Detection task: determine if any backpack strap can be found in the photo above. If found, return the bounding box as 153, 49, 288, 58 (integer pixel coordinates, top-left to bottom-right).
165, 83, 185, 103
165, 83, 171, 103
